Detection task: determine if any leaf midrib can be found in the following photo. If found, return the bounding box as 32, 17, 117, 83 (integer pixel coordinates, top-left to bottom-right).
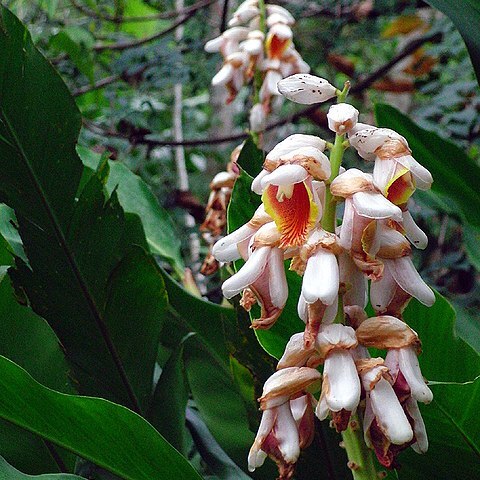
0, 106, 142, 415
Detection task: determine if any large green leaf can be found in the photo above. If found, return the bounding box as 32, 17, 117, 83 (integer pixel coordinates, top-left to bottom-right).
0, 275, 74, 474
398, 293, 480, 478
0, 455, 81, 479
0, 6, 166, 413
78, 146, 184, 276
0, 356, 202, 480
426, 0, 480, 84
375, 103, 480, 228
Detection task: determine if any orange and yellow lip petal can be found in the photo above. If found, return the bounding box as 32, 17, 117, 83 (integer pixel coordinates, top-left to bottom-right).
262, 182, 318, 248
385, 168, 415, 205
266, 34, 291, 59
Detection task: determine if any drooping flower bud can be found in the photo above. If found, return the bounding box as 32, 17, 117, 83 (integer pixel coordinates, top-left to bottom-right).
277, 74, 337, 104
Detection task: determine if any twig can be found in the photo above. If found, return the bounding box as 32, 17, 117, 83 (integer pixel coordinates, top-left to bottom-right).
73, 73, 121, 96
220, 0, 230, 33
43, 440, 68, 473
70, 0, 215, 23
92, 12, 195, 52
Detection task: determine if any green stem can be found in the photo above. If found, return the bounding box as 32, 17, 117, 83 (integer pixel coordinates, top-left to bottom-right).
320, 81, 378, 479
341, 414, 379, 480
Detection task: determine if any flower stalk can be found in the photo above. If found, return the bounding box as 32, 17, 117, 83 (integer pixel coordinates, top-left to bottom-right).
342, 414, 379, 480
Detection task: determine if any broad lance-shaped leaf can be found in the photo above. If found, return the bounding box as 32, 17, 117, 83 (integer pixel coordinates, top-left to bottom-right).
375, 103, 480, 228
0, 6, 165, 414
0, 356, 202, 480
0, 275, 75, 473
0, 455, 82, 479
78, 145, 184, 276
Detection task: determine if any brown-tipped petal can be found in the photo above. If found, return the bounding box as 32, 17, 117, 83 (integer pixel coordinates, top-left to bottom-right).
260, 367, 321, 410
356, 316, 420, 350
330, 168, 374, 197
252, 222, 283, 248
278, 333, 316, 369
352, 253, 384, 281
315, 324, 358, 359
304, 301, 328, 350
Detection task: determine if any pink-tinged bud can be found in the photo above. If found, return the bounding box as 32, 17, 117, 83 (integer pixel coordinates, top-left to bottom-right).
228, 5, 259, 27
302, 249, 339, 306
291, 394, 316, 449
327, 103, 359, 134
277, 74, 337, 104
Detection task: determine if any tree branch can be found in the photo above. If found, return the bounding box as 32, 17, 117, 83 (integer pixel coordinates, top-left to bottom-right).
82, 31, 441, 146
73, 73, 121, 96
92, 12, 196, 52
70, 0, 215, 23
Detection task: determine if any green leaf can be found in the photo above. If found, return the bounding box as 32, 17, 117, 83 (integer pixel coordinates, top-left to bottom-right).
375, 103, 480, 228
425, 0, 480, 84
148, 333, 192, 454
183, 337, 257, 473
463, 223, 480, 271
49, 30, 94, 83
0, 275, 75, 473
185, 408, 253, 480
0, 455, 81, 479
0, 205, 24, 261
236, 135, 264, 178
397, 293, 480, 478
40, 0, 59, 19
78, 146, 184, 276
0, 355, 202, 480
0, 6, 166, 413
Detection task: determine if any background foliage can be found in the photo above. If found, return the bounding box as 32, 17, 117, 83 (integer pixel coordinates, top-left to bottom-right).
0, 1, 478, 479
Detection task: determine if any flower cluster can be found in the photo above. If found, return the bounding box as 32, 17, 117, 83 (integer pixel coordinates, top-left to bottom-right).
205, 0, 309, 128
212, 73, 435, 477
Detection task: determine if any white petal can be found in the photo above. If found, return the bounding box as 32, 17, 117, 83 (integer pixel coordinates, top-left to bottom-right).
397, 156, 433, 191
223, 26, 251, 41
322, 298, 338, 325
267, 134, 327, 161
370, 267, 396, 313
241, 37, 263, 55
290, 395, 309, 423
268, 22, 292, 40
363, 396, 375, 448
249, 103, 266, 133
338, 200, 354, 250
277, 74, 337, 105
266, 4, 295, 23
324, 350, 361, 412
370, 378, 413, 445
297, 293, 308, 323
212, 224, 256, 262
259, 70, 282, 101
211, 63, 234, 86
275, 402, 301, 464
353, 191, 402, 220
373, 157, 398, 193
261, 164, 309, 188
222, 247, 271, 298
327, 103, 359, 134
315, 392, 329, 420
402, 210, 428, 249
398, 348, 433, 403
204, 36, 223, 52
302, 250, 339, 305
386, 257, 435, 307
248, 408, 276, 471
405, 397, 428, 454
251, 169, 269, 194
268, 248, 288, 308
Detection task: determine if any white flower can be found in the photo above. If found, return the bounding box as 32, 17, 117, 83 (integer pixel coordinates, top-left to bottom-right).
249, 103, 266, 132
327, 103, 359, 134
277, 74, 337, 104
